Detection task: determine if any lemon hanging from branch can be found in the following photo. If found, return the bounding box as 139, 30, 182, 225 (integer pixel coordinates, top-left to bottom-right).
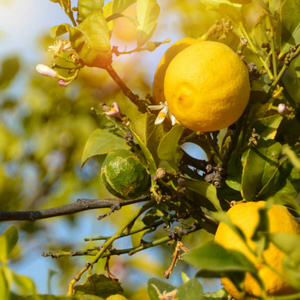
163, 41, 250, 132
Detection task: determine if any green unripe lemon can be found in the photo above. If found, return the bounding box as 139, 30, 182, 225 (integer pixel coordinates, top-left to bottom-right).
101, 150, 150, 200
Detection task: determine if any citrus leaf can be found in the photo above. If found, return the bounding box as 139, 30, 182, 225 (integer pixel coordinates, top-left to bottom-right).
176, 278, 203, 300
251, 114, 283, 140
78, 0, 104, 21
130, 113, 163, 174
81, 128, 129, 169
225, 150, 243, 191
0, 267, 10, 300
69, 11, 112, 68
183, 242, 257, 274
200, 0, 242, 25
136, 0, 160, 47
147, 278, 176, 300
157, 124, 185, 170
12, 271, 36, 295
112, 0, 136, 14
50, 23, 71, 38
202, 288, 228, 299
74, 274, 123, 298
0, 226, 18, 264
184, 179, 223, 212
280, 0, 300, 54
0, 56, 20, 90
241, 139, 282, 201
23, 294, 104, 299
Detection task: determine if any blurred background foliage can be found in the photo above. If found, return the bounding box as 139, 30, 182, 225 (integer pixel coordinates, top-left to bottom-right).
1, 0, 298, 298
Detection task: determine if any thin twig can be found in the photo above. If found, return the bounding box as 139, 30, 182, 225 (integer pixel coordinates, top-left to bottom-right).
0, 196, 150, 222
105, 64, 150, 113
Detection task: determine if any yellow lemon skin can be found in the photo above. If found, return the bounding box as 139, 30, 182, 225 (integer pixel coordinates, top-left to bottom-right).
113, 5, 137, 42
106, 295, 128, 300
214, 201, 300, 300
164, 41, 250, 132
152, 38, 201, 105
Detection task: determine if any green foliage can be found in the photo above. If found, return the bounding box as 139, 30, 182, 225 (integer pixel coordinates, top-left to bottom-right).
74, 274, 123, 298
2, 0, 300, 298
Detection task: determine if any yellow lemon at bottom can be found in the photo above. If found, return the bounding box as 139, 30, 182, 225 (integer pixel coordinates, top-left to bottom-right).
164, 41, 250, 132
214, 201, 300, 300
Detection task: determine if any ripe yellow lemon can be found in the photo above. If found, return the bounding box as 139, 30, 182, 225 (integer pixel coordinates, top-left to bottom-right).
214, 201, 300, 300
152, 38, 201, 105
164, 41, 250, 132
113, 5, 137, 43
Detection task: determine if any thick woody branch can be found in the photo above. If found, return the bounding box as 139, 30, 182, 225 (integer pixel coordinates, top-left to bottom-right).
0, 196, 150, 222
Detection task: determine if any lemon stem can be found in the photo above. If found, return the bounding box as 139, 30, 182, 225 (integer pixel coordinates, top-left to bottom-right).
205, 133, 223, 164
240, 23, 274, 81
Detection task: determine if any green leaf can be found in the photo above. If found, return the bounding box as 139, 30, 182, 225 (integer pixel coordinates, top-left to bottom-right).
280, 0, 300, 54
12, 271, 36, 295
225, 150, 243, 191
241, 139, 282, 201
50, 23, 71, 38
81, 128, 129, 169
71, 11, 112, 68
78, 0, 104, 22
281, 257, 300, 290
184, 179, 223, 211
112, 0, 136, 14
176, 278, 203, 300
130, 113, 163, 174
200, 0, 242, 25
157, 124, 185, 170
129, 218, 149, 248
0, 56, 20, 90
136, 0, 160, 46
202, 288, 228, 299
74, 274, 123, 298
0, 267, 10, 300
147, 278, 176, 300
184, 242, 257, 275
23, 294, 104, 299
252, 114, 283, 140
0, 226, 18, 263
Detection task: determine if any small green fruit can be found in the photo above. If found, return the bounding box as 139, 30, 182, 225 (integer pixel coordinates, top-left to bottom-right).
101, 150, 150, 200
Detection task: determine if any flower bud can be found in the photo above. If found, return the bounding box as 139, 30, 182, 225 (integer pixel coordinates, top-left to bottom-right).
104, 102, 121, 117
36, 64, 58, 78
58, 79, 71, 87
277, 103, 289, 114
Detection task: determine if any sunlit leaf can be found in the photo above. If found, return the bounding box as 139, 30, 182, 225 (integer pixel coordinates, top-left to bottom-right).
147, 278, 176, 300
202, 288, 228, 299
12, 271, 36, 295
78, 0, 104, 22
136, 0, 160, 46
131, 113, 163, 174
280, 0, 300, 54
184, 242, 257, 274
0, 226, 18, 264
157, 124, 185, 170
0, 267, 9, 300
185, 179, 223, 212
176, 278, 203, 300
252, 114, 283, 140
81, 128, 129, 169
